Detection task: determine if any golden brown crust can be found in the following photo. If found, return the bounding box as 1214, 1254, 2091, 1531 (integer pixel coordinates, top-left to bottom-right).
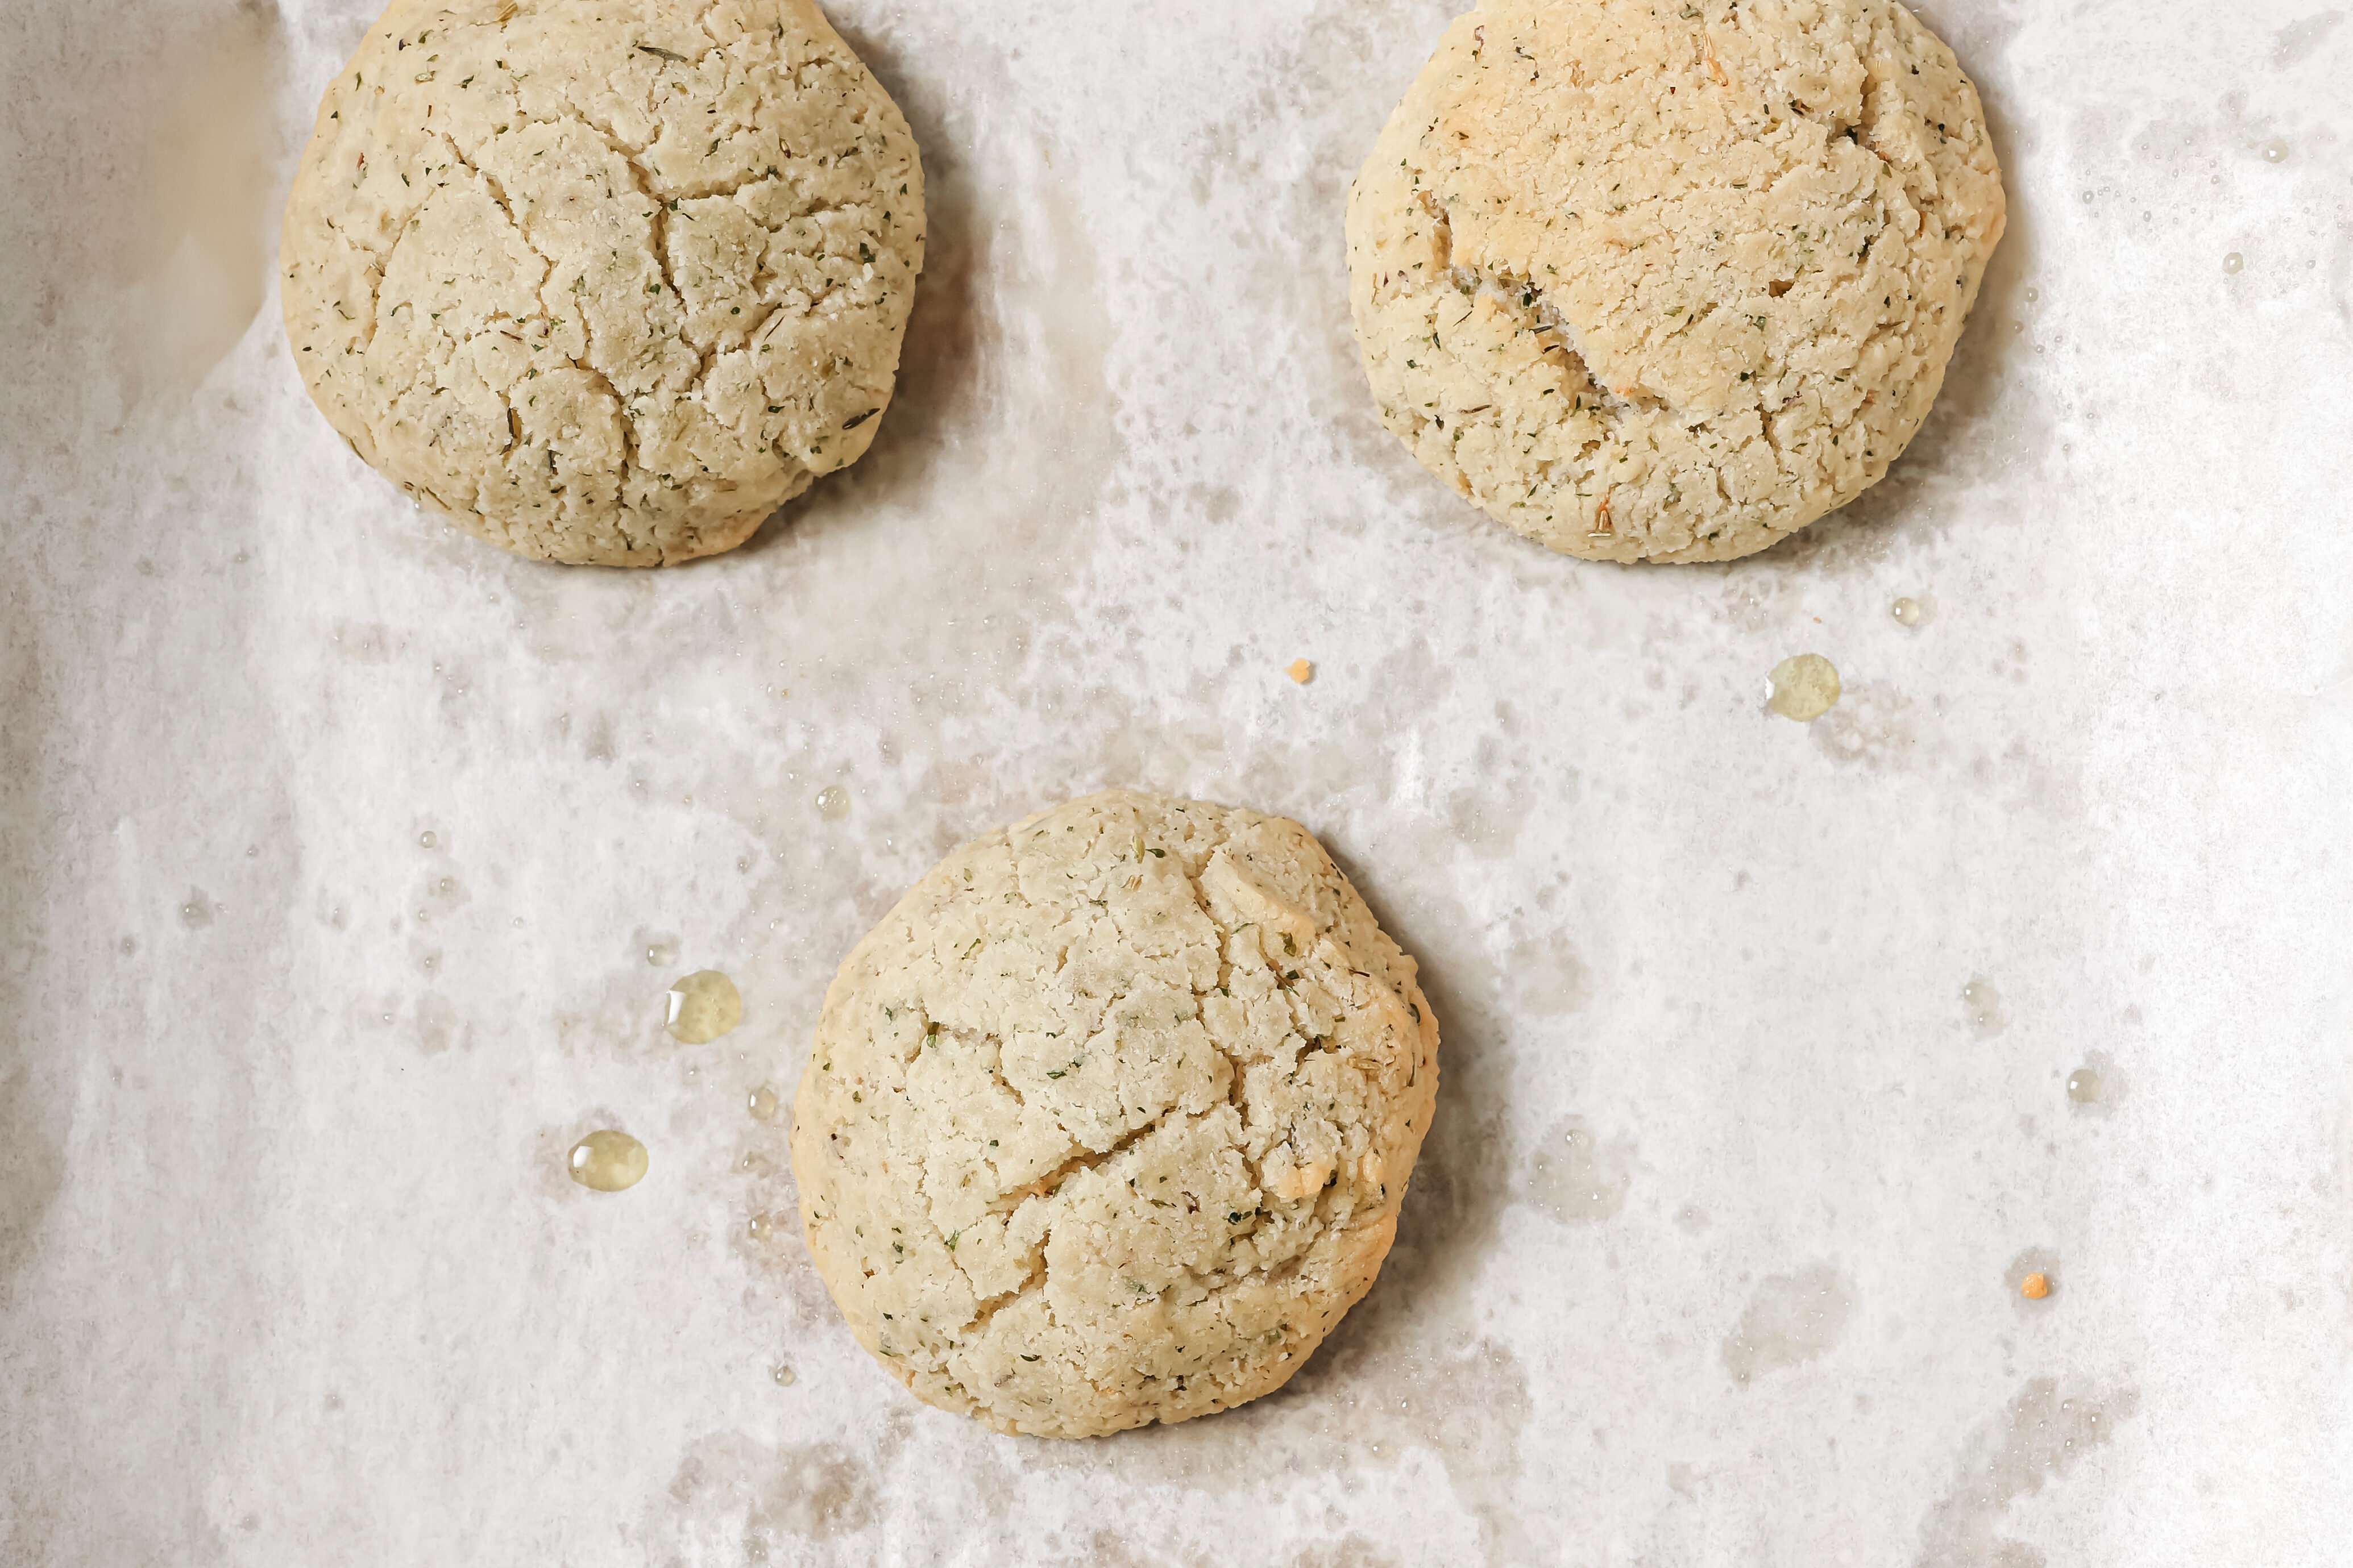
1347, 0, 2005, 562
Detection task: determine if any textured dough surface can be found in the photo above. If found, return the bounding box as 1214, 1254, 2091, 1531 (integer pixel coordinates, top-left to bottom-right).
790, 791, 1441, 1439
280, 0, 923, 566
1346, 0, 2005, 563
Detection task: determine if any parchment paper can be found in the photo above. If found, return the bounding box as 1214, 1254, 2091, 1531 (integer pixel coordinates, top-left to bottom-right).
5, 1, 2351, 1562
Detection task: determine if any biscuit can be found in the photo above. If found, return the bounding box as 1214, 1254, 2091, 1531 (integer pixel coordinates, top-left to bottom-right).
1347, 0, 2005, 562
790, 791, 1441, 1438
280, 0, 924, 565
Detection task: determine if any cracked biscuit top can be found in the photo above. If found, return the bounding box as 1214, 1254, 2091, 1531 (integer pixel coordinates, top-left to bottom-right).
280, 0, 923, 566
790, 791, 1441, 1439
1347, 0, 2005, 563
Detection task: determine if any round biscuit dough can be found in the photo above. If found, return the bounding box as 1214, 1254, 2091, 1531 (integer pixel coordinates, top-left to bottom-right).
280, 0, 924, 566
1346, 0, 2005, 563
789, 791, 1441, 1439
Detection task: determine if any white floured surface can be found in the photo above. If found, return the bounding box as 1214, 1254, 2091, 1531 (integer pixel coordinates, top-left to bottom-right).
2, 1, 2350, 1563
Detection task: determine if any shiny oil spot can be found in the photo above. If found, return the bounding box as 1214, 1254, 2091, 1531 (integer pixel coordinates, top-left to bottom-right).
666, 970, 742, 1044
1767, 654, 1841, 722
568, 1130, 649, 1192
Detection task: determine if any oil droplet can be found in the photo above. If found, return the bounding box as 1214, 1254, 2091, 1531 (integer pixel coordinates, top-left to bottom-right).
1891, 597, 1922, 627
1962, 976, 2009, 1037
645, 939, 678, 967
746, 1084, 779, 1121
2261, 138, 2289, 163
568, 1130, 648, 1192
2066, 1066, 2102, 1104
1766, 654, 1841, 722
666, 969, 743, 1044
418, 830, 437, 849
816, 785, 850, 821
2023, 287, 2040, 303
2223, 252, 2244, 274
1287, 658, 1315, 684
770, 1362, 797, 1386
747, 1211, 774, 1243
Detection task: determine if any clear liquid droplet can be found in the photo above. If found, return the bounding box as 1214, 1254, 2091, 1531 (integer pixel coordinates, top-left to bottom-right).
418, 831, 437, 849
1891, 597, 1922, 627
1767, 654, 1841, 722
816, 785, 851, 821
2261, 138, 2289, 163
568, 1130, 649, 1192
2223, 252, 2244, 274
2066, 1067, 2102, 1103
747, 1212, 774, 1243
666, 970, 743, 1044
770, 1362, 797, 1386
746, 1085, 779, 1121
645, 939, 678, 967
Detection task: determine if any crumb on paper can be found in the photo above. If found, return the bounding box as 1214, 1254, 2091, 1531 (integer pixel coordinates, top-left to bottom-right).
2020, 1272, 2051, 1300
1287, 659, 1314, 685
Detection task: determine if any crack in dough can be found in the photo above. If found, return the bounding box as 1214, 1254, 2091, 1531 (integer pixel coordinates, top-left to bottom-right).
280, 0, 924, 565
790, 791, 1442, 1439
1346, 0, 2004, 563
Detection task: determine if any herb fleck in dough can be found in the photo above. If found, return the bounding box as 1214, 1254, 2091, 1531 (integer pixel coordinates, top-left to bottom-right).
280, 0, 924, 566
790, 791, 1442, 1439
1347, 0, 2006, 562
